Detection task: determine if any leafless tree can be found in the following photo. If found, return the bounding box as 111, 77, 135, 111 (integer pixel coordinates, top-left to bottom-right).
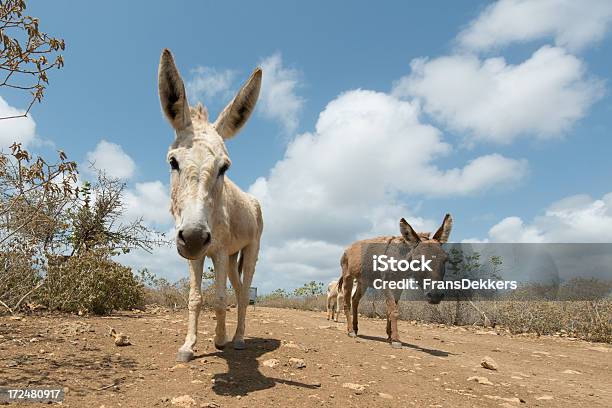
1, 0, 65, 119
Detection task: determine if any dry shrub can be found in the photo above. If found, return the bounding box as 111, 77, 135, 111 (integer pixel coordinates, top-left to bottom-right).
494, 300, 611, 342
39, 250, 144, 314
0, 244, 41, 311
140, 269, 237, 311
261, 283, 611, 343
257, 294, 326, 311
361, 298, 611, 343
142, 276, 189, 309
0, 145, 165, 315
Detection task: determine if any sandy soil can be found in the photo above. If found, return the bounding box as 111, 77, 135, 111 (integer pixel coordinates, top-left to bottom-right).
0, 306, 610, 407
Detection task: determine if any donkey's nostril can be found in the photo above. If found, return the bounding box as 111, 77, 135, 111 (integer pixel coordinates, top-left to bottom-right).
177, 229, 186, 245
203, 232, 211, 246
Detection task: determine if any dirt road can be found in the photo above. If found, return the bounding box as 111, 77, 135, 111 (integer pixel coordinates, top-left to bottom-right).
1, 306, 610, 407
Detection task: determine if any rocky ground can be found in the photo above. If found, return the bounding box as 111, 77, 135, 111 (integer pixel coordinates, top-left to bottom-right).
0, 306, 610, 407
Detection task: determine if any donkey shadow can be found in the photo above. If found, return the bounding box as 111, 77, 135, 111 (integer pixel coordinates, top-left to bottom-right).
357, 334, 455, 357
196, 337, 320, 396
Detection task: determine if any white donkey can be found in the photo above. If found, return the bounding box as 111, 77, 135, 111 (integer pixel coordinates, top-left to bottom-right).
326, 279, 344, 322
157, 49, 263, 362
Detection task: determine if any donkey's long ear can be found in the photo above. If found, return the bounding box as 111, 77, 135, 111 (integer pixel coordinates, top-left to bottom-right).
158, 49, 192, 134
400, 218, 422, 245
432, 213, 453, 243
214, 68, 262, 139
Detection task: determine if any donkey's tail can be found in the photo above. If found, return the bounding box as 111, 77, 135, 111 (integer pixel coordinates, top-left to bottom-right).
338, 251, 348, 291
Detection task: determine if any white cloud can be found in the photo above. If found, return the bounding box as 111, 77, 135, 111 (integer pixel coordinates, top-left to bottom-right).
485, 193, 612, 243
84, 140, 136, 180
117, 229, 185, 282
123, 181, 172, 226
256, 239, 345, 293
489, 217, 545, 243
186, 66, 236, 105
258, 52, 304, 133
393, 46, 604, 144
458, 0, 612, 52
249, 89, 526, 291
0, 96, 37, 149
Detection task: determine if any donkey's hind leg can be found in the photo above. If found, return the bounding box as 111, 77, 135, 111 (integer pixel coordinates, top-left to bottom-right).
227, 252, 241, 304
351, 280, 364, 336
335, 293, 343, 322
233, 243, 258, 350
342, 278, 355, 336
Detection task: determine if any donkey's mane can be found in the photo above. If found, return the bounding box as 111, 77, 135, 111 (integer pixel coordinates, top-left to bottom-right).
190, 102, 208, 122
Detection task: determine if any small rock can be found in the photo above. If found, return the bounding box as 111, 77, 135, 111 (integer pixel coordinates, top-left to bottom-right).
263, 358, 280, 368
467, 376, 494, 386
170, 363, 188, 371
289, 357, 306, 369
483, 395, 523, 404
481, 356, 498, 371
109, 327, 131, 346
342, 383, 366, 393
536, 395, 554, 401
201, 403, 220, 408
378, 392, 393, 399
171, 395, 196, 407
562, 369, 582, 375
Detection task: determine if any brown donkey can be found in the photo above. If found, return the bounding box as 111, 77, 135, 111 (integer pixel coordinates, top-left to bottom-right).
158, 49, 263, 361
340, 214, 452, 348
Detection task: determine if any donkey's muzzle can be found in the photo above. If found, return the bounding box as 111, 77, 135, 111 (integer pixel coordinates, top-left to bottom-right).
426, 291, 444, 304
176, 227, 211, 259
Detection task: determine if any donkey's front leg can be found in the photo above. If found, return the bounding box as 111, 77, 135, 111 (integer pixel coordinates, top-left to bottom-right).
385, 290, 402, 349
177, 258, 204, 362
211, 254, 228, 349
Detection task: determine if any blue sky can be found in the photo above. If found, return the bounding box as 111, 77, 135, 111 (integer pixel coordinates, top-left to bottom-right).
1, 1, 612, 292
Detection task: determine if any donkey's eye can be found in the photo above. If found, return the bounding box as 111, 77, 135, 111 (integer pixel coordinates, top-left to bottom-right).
218, 163, 229, 177
169, 157, 179, 171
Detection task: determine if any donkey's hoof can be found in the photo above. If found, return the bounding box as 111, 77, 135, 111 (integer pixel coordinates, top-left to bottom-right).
214, 342, 226, 350
233, 339, 246, 350
391, 341, 403, 349
176, 350, 194, 362
348, 331, 357, 338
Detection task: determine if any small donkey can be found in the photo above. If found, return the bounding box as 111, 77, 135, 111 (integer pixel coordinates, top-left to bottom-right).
158, 49, 263, 362
340, 215, 452, 348
326, 279, 344, 322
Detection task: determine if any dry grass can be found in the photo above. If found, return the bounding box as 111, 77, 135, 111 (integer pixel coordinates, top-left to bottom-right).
259, 293, 611, 343
257, 294, 327, 312
142, 278, 237, 311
